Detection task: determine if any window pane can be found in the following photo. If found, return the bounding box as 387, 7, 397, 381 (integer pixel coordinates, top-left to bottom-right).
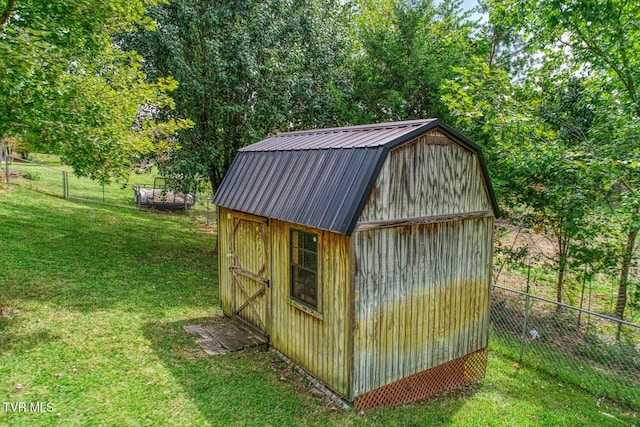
292, 278, 302, 300
303, 250, 317, 270
293, 270, 316, 306
290, 229, 318, 309
291, 267, 317, 307
304, 233, 317, 251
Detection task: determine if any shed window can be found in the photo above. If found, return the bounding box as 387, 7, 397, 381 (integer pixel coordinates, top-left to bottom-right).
290, 229, 318, 309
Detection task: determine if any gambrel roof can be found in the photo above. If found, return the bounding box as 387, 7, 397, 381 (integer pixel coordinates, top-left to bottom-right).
213, 119, 499, 235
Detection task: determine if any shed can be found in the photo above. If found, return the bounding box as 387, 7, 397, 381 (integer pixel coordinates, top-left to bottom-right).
213, 119, 498, 409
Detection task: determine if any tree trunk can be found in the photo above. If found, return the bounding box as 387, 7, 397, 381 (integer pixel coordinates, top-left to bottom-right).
556, 255, 566, 305
209, 174, 217, 199
0, 0, 16, 30
615, 225, 638, 320
209, 167, 221, 200
556, 235, 569, 308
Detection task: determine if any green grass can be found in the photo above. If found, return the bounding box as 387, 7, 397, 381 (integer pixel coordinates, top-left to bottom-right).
0, 185, 637, 426
26, 153, 63, 166
490, 327, 639, 409
6, 159, 212, 216
7, 160, 155, 206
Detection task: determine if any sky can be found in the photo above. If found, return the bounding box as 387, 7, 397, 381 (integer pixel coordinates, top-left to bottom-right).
460, 0, 486, 23
461, 0, 478, 9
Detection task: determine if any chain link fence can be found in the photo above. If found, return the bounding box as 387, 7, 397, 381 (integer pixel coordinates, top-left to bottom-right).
2, 156, 216, 224
490, 284, 640, 410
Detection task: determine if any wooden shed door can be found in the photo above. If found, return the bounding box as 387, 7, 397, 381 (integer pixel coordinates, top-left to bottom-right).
230, 212, 270, 335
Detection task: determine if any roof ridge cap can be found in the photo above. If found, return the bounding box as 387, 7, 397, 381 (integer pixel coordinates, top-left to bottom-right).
272, 119, 436, 138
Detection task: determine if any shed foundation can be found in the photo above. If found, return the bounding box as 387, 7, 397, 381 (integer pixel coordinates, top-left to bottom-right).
354, 348, 488, 410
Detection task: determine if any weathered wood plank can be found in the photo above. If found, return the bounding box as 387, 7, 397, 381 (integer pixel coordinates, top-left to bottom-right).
351, 217, 494, 397
232, 271, 265, 331
232, 283, 265, 317
228, 214, 270, 334
348, 132, 495, 399
218, 207, 233, 316
203, 318, 268, 350
359, 135, 493, 222
230, 210, 269, 224
230, 266, 269, 286
268, 219, 351, 398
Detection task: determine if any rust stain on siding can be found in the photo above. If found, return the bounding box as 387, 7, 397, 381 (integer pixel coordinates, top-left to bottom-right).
355, 279, 488, 361
351, 217, 493, 397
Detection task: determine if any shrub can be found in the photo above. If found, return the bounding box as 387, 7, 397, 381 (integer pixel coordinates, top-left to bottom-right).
23, 171, 41, 181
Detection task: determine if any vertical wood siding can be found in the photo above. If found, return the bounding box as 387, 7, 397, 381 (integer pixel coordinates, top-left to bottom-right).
359, 133, 493, 222
351, 217, 494, 398
218, 207, 233, 316
218, 131, 495, 401
351, 133, 494, 399
218, 208, 270, 332
231, 215, 270, 332
269, 219, 352, 398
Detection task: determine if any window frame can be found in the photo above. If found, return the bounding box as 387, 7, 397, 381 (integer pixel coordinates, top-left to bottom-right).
289, 228, 321, 314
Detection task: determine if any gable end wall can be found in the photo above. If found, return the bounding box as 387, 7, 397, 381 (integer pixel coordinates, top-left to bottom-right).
358, 132, 493, 223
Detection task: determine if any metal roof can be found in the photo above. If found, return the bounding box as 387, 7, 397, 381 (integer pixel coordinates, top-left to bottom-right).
213, 119, 499, 235
241, 119, 438, 151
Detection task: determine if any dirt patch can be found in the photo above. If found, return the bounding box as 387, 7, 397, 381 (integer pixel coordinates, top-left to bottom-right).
495, 218, 558, 261
0, 170, 24, 183
269, 349, 350, 409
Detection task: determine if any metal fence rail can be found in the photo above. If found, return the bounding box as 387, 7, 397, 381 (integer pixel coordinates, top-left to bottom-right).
490, 284, 640, 409
3, 156, 68, 197
3, 156, 216, 223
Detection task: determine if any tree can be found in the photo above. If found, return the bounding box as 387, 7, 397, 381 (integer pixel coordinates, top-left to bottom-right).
502, 0, 640, 318
442, 10, 612, 305
350, 0, 478, 122
444, 0, 640, 317
124, 0, 353, 193
0, 0, 187, 183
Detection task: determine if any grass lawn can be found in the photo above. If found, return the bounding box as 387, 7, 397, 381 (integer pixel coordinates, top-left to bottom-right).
0, 184, 637, 426
5, 156, 212, 215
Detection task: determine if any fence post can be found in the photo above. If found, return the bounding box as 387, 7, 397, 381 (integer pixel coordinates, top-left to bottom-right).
578, 265, 588, 328
587, 278, 593, 330
518, 262, 532, 364
206, 197, 210, 225
62, 171, 68, 199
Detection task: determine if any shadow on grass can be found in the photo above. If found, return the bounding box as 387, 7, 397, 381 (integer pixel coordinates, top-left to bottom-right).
1, 189, 471, 425
0, 193, 217, 316
141, 317, 347, 426
0, 318, 60, 355
142, 317, 474, 426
